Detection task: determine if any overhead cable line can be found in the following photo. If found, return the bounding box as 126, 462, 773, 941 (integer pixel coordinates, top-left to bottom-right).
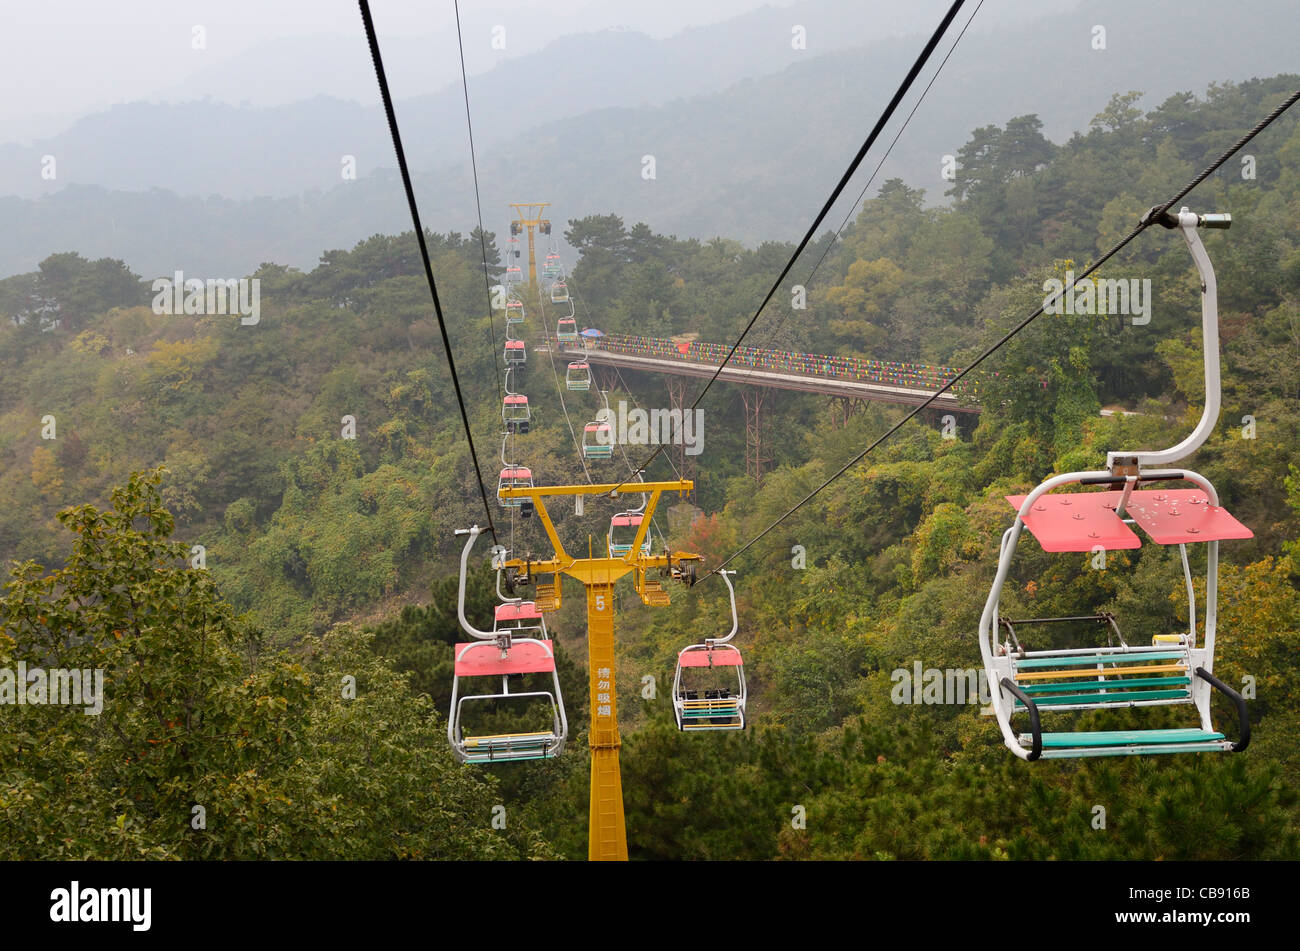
537, 290, 594, 484
741, 0, 985, 371
454, 0, 503, 409
610, 0, 968, 493
359, 0, 498, 541
706, 86, 1300, 578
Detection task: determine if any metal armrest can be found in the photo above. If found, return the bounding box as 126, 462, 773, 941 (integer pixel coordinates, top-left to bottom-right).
1000, 678, 1042, 761
1195, 667, 1250, 752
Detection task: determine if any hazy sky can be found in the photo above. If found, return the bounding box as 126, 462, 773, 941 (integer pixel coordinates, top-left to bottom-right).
0, 0, 806, 135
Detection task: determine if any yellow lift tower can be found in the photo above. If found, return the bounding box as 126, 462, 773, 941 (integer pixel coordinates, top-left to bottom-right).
509, 202, 552, 290
493, 478, 701, 860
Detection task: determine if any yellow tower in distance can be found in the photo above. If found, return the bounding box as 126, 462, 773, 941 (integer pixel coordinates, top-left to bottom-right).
509, 202, 552, 291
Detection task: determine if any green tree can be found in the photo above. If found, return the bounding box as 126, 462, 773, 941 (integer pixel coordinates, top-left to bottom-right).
0, 470, 550, 859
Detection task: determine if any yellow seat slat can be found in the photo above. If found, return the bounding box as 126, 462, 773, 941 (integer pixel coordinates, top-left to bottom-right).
1014, 663, 1186, 682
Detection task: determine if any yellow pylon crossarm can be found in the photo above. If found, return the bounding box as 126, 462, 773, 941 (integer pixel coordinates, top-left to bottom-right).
487, 476, 704, 862
498, 480, 694, 498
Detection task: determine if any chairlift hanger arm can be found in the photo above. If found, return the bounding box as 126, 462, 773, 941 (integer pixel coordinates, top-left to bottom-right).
454, 526, 496, 639
708, 570, 740, 644
496, 568, 521, 604
1107, 209, 1227, 471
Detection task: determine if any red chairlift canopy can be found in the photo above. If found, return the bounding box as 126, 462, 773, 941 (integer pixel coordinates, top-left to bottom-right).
500, 467, 533, 480
584, 423, 610, 433
504, 395, 529, 405
677, 648, 744, 668
495, 602, 541, 622
1124, 489, 1253, 544
1006, 491, 1139, 552
505, 340, 525, 349
610, 514, 643, 527
1007, 487, 1253, 552
454, 640, 555, 676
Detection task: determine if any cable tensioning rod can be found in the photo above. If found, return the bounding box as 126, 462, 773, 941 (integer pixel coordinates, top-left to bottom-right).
611, 0, 968, 494
359, 0, 498, 541
707, 86, 1300, 578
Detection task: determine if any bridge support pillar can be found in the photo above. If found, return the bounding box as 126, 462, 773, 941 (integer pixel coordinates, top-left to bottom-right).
595, 366, 618, 395
828, 396, 865, 429
665, 375, 697, 490
743, 388, 769, 487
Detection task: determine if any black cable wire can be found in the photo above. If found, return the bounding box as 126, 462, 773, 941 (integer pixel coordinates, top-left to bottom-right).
536, 288, 593, 484
610, 0, 968, 494
454, 0, 503, 410
1149, 87, 1300, 220
706, 86, 1300, 578
359, 0, 498, 541
740, 0, 984, 372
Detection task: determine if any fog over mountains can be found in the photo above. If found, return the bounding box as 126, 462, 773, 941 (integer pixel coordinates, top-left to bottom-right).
1, 0, 1293, 278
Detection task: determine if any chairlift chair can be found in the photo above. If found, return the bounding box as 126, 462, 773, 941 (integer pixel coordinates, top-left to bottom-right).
582, 422, 613, 459
556, 317, 579, 347
607, 512, 652, 559
447, 527, 567, 764
505, 265, 523, 286
543, 253, 563, 281
497, 467, 535, 517
673, 570, 746, 731
504, 339, 526, 365
505, 298, 525, 326
979, 208, 1252, 761
550, 280, 569, 303
448, 640, 567, 763
566, 361, 591, 391
502, 394, 530, 434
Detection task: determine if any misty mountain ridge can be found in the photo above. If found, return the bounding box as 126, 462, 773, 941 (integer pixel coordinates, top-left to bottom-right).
1, 0, 1294, 278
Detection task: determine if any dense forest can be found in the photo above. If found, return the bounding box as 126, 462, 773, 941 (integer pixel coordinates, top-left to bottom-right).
2, 77, 1298, 859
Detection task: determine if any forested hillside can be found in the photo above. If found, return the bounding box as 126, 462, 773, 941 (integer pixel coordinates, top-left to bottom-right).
2, 77, 1298, 859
